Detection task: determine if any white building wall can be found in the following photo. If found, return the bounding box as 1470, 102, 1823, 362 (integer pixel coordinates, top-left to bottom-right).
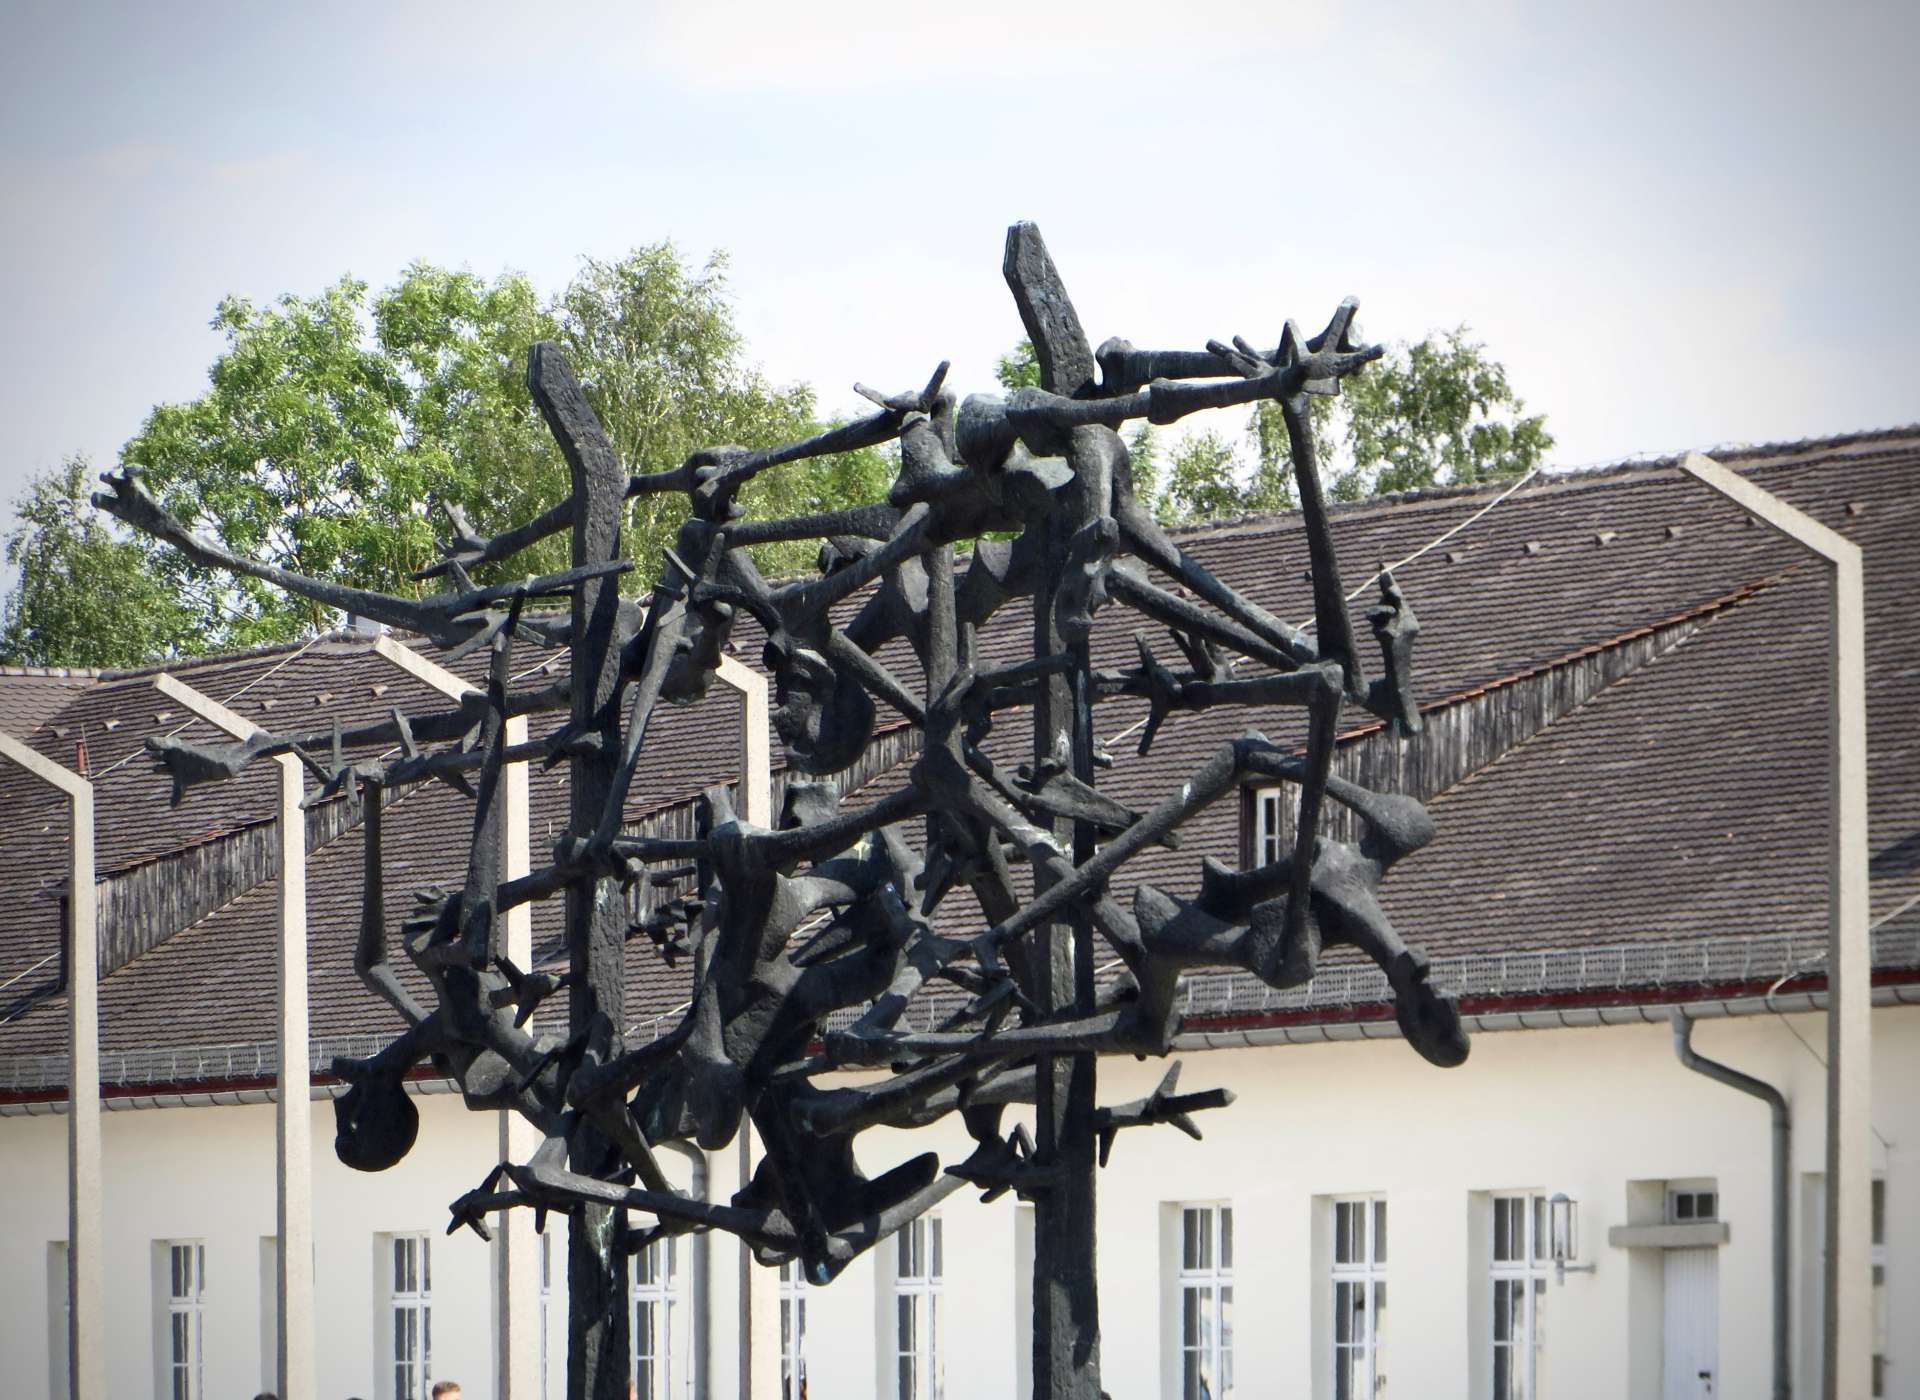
2, 1004, 1913, 1398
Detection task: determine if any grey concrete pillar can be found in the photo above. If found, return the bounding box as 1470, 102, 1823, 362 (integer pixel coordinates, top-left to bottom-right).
371, 636, 543, 1398
714, 655, 779, 1397
0, 731, 101, 1400
1678, 453, 1872, 1399
154, 673, 316, 1400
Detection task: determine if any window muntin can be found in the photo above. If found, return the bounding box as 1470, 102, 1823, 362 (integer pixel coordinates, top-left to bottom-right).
779, 1258, 809, 1400
632, 1234, 680, 1400
164, 1242, 207, 1400
1178, 1204, 1234, 1400
389, 1234, 431, 1400
1331, 1198, 1386, 1399
1489, 1195, 1547, 1400
893, 1215, 943, 1400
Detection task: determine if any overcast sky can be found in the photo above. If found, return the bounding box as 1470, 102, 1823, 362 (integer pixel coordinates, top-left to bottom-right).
3, 0, 1915, 538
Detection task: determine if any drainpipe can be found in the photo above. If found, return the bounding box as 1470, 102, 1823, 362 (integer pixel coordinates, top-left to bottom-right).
659, 1139, 711, 1400
1672, 1011, 1790, 1400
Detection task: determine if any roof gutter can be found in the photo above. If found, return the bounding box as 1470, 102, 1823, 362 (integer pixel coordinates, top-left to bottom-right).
12, 982, 1916, 1117
1169, 980, 1920, 1051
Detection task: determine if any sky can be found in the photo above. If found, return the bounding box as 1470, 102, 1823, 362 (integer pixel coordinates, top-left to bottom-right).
2, 0, 1916, 543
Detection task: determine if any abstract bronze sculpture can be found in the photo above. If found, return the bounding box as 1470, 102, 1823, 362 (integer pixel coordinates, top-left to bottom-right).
100, 224, 1466, 1399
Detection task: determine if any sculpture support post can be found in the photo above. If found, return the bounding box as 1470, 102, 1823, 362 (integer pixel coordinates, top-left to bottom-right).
1006, 221, 1104, 1400
370, 637, 541, 1399
530, 343, 633, 1400
1678, 453, 1872, 1400
0, 732, 100, 1400
152, 674, 316, 1400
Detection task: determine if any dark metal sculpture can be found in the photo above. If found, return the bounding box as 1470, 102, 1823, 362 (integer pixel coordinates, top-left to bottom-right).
99, 224, 1467, 1400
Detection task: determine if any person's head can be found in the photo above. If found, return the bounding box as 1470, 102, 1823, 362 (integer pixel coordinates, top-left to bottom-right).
252, 1393, 278, 1400
431, 1384, 461, 1400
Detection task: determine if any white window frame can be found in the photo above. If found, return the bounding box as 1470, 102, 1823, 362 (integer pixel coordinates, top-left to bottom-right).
891, 1214, 943, 1400
1489, 1193, 1549, 1400
779, 1257, 810, 1400
539, 1233, 553, 1400
632, 1233, 685, 1400
1872, 1177, 1888, 1398
161, 1240, 207, 1400
384, 1233, 432, 1400
1177, 1202, 1234, 1400
1666, 1185, 1718, 1224
1330, 1197, 1386, 1399
49, 1242, 71, 1400
1249, 786, 1293, 868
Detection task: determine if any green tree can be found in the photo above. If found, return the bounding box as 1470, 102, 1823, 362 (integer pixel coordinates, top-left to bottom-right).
0, 457, 193, 667
1302, 325, 1552, 502
997, 327, 1552, 525
994, 341, 1042, 391
22, 243, 888, 659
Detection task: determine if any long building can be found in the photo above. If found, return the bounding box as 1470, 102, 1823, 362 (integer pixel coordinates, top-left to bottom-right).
0, 429, 1914, 1400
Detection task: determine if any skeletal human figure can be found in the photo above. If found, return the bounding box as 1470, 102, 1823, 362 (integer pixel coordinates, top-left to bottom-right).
101, 224, 1473, 1400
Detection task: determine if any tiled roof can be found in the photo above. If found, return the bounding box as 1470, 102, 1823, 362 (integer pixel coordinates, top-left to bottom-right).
0, 427, 1915, 1085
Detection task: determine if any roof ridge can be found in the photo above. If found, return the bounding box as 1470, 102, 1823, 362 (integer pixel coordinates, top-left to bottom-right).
0, 665, 102, 680
92, 629, 381, 683
1161, 422, 1920, 543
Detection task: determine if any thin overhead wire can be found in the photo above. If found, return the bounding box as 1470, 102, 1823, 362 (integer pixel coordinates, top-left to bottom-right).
1299, 466, 1541, 632
1107, 467, 1542, 748
89, 632, 325, 782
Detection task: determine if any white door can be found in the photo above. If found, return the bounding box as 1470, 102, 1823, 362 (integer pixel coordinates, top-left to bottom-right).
1662, 1247, 1719, 1398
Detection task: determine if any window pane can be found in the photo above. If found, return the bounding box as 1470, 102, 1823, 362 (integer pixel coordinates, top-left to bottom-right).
1493, 1280, 1513, 1342
1699, 1192, 1716, 1222
1220, 1207, 1232, 1272
932, 1217, 943, 1280
898, 1294, 915, 1355
1183, 1286, 1201, 1348
1493, 1346, 1512, 1400
929, 1292, 942, 1395
1532, 1196, 1548, 1263
1221, 1284, 1233, 1397
1872, 1179, 1886, 1247
1183, 1349, 1202, 1400
899, 1353, 914, 1400
1336, 1203, 1355, 1265
1335, 1281, 1356, 1343
1493, 1201, 1512, 1262
1373, 1200, 1387, 1264
421, 1237, 430, 1292
1373, 1279, 1387, 1348
899, 1222, 914, 1277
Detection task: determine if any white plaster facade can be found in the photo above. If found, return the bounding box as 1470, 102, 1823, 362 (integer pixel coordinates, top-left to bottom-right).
3, 1004, 1910, 1399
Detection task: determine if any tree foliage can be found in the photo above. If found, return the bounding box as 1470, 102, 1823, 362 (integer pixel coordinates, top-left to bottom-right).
998, 326, 1552, 525
4, 245, 889, 666
0, 456, 193, 667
